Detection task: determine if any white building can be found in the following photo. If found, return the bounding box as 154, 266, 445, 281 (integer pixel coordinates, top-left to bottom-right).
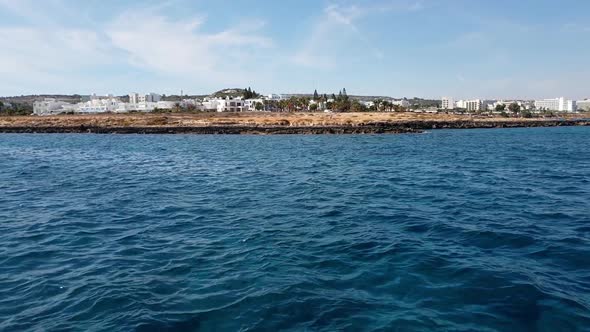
244, 98, 265, 111
465, 99, 484, 112
78, 97, 120, 113
441, 97, 455, 110
33, 98, 71, 115
157, 101, 177, 109
361, 101, 375, 108
129, 93, 161, 104
534, 97, 577, 112
198, 97, 246, 112
577, 99, 590, 111
493, 100, 535, 111
216, 98, 246, 112
125, 92, 164, 112
267, 94, 283, 101
201, 98, 220, 111
391, 99, 410, 108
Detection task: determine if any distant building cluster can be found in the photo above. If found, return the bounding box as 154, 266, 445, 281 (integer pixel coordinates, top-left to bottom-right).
34, 93, 171, 115
28, 91, 590, 116
578, 99, 590, 111
441, 96, 581, 113
359, 99, 410, 109
33, 93, 285, 116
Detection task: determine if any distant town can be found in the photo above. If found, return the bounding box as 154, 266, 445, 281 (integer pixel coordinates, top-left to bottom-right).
0, 88, 588, 117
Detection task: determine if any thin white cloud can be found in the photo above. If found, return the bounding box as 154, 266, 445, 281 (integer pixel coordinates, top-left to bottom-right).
324, 4, 363, 27
0, 27, 114, 73
373, 0, 426, 13
292, 1, 423, 69
106, 9, 273, 82
0, 1, 275, 93
291, 4, 364, 69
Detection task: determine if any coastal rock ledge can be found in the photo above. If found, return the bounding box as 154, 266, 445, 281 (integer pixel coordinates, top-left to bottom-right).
0, 114, 588, 135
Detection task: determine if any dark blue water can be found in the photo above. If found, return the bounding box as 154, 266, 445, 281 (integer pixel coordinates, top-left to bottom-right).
1, 127, 590, 331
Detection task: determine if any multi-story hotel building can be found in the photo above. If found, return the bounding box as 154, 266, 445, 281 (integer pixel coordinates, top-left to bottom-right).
534, 97, 576, 112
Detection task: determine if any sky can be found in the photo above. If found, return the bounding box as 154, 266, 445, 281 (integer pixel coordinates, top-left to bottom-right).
0, 0, 589, 99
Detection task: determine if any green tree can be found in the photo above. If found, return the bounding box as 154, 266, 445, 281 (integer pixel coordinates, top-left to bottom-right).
350, 100, 366, 112
521, 109, 533, 118
309, 103, 318, 111
313, 89, 319, 101
255, 102, 264, 111
495, 104, 506, 112
243, 87, 259, 99
508, 102, 521, 115
286, 96, 300, 112
278, 99, 289, 112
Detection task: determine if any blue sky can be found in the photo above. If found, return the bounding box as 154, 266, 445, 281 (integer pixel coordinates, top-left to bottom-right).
1, 0, 589, 99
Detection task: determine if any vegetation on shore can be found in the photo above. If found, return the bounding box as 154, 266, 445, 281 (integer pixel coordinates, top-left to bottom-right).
0, 101, 33, 116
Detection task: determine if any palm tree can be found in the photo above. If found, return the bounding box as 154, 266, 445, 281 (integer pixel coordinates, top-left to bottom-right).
374, 99, 383, 111
382, 100, 392, 112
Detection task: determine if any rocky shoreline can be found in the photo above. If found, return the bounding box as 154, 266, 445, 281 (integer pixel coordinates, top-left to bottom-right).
0, 119, 587, 135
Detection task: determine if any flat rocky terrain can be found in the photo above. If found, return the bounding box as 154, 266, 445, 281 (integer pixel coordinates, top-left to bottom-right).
0, 112, 588, 134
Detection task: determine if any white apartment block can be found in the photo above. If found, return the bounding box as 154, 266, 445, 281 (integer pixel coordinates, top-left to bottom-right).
465, 99, 484, 112
158, 101, 177, 109
125, 93, 164, 112
492, 100, 533, 111
216, 98, 246, 112
78, 98, 120, 113
441, 97, 455, 110
201, 98, 220, 111
33, 98, 72, 115
391, 99, 410, 108
129, 93, 161, 104
534, 97, 577, 112
577, 99, 590, 111
244, 99, 265, 111
361, 101, 375, 108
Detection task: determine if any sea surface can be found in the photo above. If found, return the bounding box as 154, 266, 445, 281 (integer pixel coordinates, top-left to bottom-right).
1, 127, 589, 331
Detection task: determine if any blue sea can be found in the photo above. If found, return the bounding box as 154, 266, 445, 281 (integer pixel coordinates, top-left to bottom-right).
1, 127, 589, 331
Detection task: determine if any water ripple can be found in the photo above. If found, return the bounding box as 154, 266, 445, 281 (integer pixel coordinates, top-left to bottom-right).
1, 127, 589, 331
